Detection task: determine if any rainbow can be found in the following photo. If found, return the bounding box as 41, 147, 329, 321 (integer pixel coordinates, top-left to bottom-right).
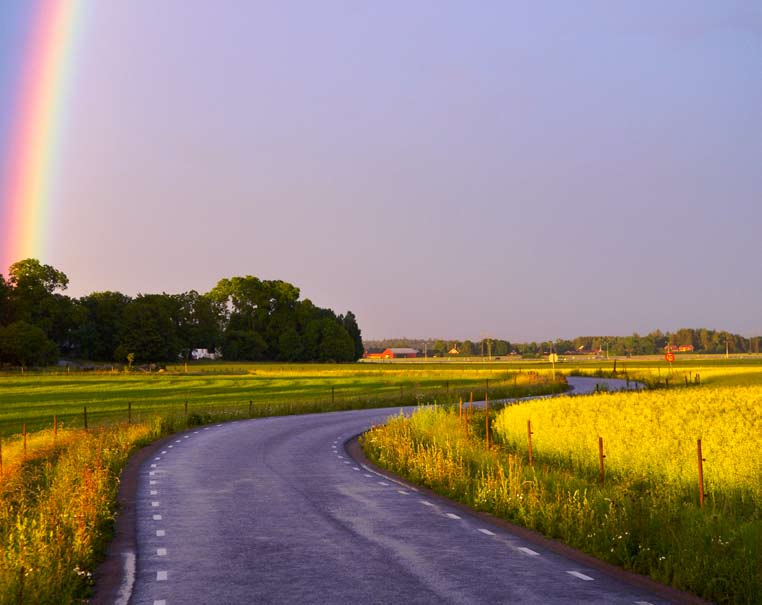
1, 0, 82, 275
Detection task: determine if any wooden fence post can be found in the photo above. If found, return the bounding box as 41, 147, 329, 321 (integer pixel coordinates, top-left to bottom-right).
527, 420, 534, 466
697, 439, 705, 508
485, 393, 490, 450
598, 436, 605, 484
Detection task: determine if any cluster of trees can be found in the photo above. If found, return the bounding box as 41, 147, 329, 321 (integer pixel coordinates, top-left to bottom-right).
0, 259, 363, 367
367, 329, 761, 358
513, 329, 758, 357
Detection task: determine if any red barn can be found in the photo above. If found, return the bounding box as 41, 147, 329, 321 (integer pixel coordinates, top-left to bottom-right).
365, 348, 418, 359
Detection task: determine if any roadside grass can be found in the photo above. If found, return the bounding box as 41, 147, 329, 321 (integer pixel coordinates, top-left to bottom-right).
0, 363, 565, 602
361, 377, 761, 604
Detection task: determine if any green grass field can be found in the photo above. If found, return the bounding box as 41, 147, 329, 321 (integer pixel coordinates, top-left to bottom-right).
0, 361, 571, 437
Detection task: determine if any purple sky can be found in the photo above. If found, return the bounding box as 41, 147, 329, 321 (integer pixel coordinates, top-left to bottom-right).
9, 1, 762, 340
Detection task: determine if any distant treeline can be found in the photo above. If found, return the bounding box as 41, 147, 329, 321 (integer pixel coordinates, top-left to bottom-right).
0, 259, 363, 366
366, 328, 761, 358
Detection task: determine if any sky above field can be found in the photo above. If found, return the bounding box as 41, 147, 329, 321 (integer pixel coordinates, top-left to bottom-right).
1, 1, 761, 341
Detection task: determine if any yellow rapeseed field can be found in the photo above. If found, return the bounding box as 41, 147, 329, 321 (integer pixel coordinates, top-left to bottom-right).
493, 385, 762, 503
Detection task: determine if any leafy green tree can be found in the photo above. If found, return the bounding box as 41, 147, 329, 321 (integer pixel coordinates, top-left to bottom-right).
339, 311, 363, 360
174, 291, 222, 358
0, 321, 59, 366
221, 329, 268, 361
4, 259, 80, 347
317, 318, 355, 362
116, 295, 180, 362
0, 274, 9, 325
277, 326, 303, 361
74, 291, 132, 360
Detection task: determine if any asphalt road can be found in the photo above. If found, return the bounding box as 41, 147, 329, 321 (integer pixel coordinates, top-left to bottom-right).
127, 377, 677, 605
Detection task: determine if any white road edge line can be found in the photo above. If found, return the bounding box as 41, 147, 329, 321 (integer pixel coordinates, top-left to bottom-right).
360, 463, 418, 491
113, 551, 135, 605
445, 513, 461, 520
566, 571, 594, 581
518, 547, 540, 556
478, 528, 496, 536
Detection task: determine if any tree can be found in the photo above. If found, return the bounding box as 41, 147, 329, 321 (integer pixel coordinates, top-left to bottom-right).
339, 311, 363, 360
74, 292, 132, 360
317, 319, 355, 362
174, 291, 222, 358
0, 321, 58, 366
5, 259, 78, 346
116, 295, 180, 362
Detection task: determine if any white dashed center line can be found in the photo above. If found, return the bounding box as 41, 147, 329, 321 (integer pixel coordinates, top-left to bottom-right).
154, 600, 166, 605
150, 480, 157, 485
363, 474, 373, 478
153, 514, 162, 520
518, 547, 540, 556
168, 445, 173, 449
156, 530, 165, 537
161, 450, 167, 454
397, 490, 409, 496
445, 513, 461, 520
152, 501, 160, 507
566, 571, 594, 581
478, 528, 496, 536
378, 481, 389, 486
154, 457, 161, 461
150, 490, 158, 495
149, 472, 155, 476
157, 547, 167, 556
150, 464, 157, 468
420, 500, 434, 506
157, 570, 168, 581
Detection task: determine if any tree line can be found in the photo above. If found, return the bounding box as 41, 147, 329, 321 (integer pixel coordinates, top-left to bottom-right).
0, 259, 363, 367
367, 328, 760, 358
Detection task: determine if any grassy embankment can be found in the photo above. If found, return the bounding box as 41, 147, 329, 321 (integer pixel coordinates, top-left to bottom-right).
362, 363, 762, 604
0, 362, 564, 604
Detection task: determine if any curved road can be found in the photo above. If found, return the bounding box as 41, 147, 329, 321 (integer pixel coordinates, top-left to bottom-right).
126, 377, 677, 604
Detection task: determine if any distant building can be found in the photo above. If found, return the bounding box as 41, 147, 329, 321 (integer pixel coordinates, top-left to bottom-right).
364, 347, 418, 359
664, 344, 694, 353
191, 348, 220, 360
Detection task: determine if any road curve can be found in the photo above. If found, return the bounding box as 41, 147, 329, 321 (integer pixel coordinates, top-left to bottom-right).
126, 377, 676, 605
